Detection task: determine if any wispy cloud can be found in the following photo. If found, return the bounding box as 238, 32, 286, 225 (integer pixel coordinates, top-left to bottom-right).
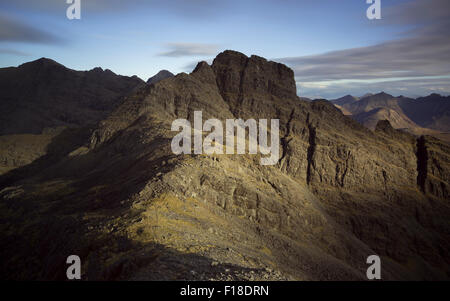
276, 0, 450, 97
0, 48, 30, 56
281, 33, 450, 82
0, 14, 62, 44
158, 43, 219, 57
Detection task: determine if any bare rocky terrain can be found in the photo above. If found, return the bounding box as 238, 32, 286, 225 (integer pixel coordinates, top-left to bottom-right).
0, 50, 449, 280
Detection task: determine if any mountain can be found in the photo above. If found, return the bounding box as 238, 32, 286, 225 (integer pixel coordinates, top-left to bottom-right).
331, 94, 359, 106
360, 93, 374, 98
341, 92, 401, 115
332, 92, 450, 141
147, 70, 174, 84
0, 58, 144, 174
400, 94, 450, 132
0, 51, 449, 280
0, 58, 145, 135
353, 107, 419, 130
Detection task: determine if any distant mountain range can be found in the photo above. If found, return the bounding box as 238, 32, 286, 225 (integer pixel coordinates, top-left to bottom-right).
331, 92, 450, 141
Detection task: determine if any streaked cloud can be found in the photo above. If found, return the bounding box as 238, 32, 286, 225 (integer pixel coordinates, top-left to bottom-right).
158, 43, 219, 57
276, 0, 450, 98
280, 33, 450, 82
0, 48, 30, 56
0, 14, 62, 44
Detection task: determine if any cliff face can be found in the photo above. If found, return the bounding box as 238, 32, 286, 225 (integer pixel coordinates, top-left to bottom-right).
0, 51, 449, 280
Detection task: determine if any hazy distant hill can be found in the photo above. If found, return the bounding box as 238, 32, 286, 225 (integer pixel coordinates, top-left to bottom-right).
401, 93, 450, 131
331, 94, 359, 106
353, 107, 419, 130
332, 92, 450, 140
341, 92, 402, 115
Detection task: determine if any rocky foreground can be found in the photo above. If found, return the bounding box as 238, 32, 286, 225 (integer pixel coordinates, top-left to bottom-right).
0, 50, 449, 280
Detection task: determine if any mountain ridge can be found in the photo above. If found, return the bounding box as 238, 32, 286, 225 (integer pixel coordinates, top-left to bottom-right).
0, 51, 449, 280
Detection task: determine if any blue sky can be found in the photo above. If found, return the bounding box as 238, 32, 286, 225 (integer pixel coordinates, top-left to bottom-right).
0, 0, 449, 99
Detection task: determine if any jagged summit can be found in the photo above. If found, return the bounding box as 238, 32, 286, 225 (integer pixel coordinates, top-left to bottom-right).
212, 50, 297, 102
192, 61, 210, 72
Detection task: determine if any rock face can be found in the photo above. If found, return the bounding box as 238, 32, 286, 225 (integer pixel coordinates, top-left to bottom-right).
0, 51, 449, 280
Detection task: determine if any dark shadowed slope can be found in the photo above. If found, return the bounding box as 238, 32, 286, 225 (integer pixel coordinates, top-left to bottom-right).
0, 58, 144, 174
0, 58, 145, 135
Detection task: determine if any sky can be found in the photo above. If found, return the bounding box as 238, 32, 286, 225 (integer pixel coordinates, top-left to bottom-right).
0, 0, 449, 99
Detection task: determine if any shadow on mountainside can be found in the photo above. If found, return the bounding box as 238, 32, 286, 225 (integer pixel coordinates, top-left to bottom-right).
0, 127, 93, 188
0, 126, 189, 280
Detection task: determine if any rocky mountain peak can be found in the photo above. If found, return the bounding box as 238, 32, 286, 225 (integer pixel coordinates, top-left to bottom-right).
147, 69, 174, 84
191, 61, 217, 84
374, 91, 394, 99
212, 50, 297, 100
90, 66, 104, 73
332, 94, 359, 106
